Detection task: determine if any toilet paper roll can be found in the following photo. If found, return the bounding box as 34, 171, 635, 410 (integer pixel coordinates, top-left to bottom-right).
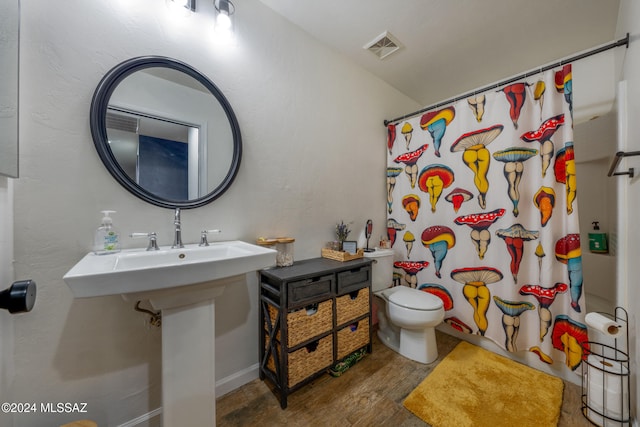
585, 355, 629, 425
585, 312, 621, 337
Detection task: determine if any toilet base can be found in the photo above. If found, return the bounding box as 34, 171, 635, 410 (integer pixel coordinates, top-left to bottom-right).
377, 327, 400, 354
374, 291, 440, 365
399, 327, 438, 364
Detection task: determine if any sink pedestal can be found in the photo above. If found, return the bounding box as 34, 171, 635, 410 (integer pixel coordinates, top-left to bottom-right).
162, 298, 217, 425
124, 274, 244, 426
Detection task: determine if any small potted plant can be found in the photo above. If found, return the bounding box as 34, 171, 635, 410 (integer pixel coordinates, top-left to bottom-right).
335, 221, 351, 250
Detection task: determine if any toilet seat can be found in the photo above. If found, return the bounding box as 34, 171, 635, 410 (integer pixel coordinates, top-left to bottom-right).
388, 287, 443, 311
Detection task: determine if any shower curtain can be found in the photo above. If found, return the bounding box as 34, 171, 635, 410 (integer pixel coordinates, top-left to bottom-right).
386, 65, 589, 374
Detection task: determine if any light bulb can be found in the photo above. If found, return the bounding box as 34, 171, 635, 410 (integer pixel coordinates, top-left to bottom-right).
216, 12, 231, 30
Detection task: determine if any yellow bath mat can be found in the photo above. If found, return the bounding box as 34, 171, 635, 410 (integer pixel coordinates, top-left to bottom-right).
403, 341, 564, 427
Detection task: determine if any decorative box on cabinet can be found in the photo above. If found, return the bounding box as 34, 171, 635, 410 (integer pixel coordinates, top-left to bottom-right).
259, 257, 373, 408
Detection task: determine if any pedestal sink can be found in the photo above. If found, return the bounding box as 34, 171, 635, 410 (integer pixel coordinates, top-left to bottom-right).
63, 240, 277, 426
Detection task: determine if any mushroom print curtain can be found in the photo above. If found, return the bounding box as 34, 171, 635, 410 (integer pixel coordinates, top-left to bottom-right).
386, 65, 589, 375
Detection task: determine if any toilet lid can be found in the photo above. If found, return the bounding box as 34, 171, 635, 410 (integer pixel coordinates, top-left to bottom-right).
388, 287, 443, 311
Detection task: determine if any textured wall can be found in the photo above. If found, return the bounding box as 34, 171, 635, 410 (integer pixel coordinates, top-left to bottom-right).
10, 0, 417, 425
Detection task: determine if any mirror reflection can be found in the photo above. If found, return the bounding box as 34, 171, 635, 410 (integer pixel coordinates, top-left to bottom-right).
91, 57, 242, 208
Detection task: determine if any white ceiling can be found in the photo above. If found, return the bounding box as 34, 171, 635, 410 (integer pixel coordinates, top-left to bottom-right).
259, 0, 621, 107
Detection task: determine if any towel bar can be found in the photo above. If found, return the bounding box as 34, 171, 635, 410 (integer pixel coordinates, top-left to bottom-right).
607, 151, 640, 178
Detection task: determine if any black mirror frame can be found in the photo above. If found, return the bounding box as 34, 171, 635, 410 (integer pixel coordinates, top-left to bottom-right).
90, 56, 242, 209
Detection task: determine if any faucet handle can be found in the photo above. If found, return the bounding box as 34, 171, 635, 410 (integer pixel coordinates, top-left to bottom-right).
199, 229, 222, 247
130, 232, 160, 251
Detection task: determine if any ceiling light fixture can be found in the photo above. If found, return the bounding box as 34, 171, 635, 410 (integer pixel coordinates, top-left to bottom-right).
169, 0, 196, 13
214, 0, 235, 35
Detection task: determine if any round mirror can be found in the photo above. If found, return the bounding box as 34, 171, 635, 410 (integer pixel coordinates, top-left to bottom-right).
90, 56, 242, 209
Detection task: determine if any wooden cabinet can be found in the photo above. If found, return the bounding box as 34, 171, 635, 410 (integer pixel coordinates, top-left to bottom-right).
259, 257, 373, 408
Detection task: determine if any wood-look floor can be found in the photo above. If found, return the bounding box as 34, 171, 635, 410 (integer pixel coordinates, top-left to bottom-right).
216, 330, 591, 426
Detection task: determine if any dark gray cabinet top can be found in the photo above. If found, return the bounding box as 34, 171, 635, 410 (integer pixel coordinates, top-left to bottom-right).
259, 257, 372, 283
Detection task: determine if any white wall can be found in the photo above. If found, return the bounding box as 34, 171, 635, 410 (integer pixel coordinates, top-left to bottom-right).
615, 0, 639, 422
10, 0, 418, 425
574, 112, 618, 314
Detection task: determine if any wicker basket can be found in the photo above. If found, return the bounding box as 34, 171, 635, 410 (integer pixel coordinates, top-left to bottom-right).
336, 287, 370, 326
337, 318, 370, 360
321, 248, 364, 262
267, 335, 334, 388
267, 300, 333, 347
288, 335, 333, 387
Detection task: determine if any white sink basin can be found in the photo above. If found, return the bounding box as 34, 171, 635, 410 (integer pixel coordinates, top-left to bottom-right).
63, 240, 277, 298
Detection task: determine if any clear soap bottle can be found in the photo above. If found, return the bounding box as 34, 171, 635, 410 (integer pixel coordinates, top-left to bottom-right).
94, 210, 121, 255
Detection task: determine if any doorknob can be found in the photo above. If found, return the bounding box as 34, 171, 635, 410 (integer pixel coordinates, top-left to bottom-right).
0, 280, 36, 314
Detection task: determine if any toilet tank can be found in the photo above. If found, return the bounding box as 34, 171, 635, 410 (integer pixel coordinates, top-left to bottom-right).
364, 249, 395, 292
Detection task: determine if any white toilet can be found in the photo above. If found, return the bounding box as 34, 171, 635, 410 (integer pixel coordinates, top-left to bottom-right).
365, 249, 445, 364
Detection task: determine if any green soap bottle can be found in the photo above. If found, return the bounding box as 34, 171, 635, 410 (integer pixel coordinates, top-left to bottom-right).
588, 221, 608, 254
93, 210, 121, 255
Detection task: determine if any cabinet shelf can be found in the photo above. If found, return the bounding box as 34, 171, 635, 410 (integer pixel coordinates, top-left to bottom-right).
259, 257, 373, 408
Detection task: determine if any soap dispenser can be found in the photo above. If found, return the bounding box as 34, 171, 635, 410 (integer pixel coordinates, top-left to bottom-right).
588, 221, 608, 254
94, 210, 121, 255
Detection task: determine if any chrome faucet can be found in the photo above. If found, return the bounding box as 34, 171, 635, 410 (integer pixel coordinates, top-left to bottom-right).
199, 229, 222, 246
172, 208, 184, 249
130, 232, 160, 251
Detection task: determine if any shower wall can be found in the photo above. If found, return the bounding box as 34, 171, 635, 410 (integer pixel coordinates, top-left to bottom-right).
574, 112, 618, 313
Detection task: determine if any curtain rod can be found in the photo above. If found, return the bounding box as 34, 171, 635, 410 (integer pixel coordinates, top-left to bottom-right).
383, 33, 630, 126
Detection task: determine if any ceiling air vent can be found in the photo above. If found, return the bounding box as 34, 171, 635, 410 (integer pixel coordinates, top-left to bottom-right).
106, 111, 139, 134
363, 31, 402, 60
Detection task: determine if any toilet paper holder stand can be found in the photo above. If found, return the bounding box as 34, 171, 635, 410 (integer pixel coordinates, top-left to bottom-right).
581, 306, 630, 426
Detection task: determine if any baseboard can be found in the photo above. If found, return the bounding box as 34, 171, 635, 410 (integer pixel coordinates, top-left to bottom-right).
216, 363, 260, 397
116, 365, 259, 426
117, 407, 162, 427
